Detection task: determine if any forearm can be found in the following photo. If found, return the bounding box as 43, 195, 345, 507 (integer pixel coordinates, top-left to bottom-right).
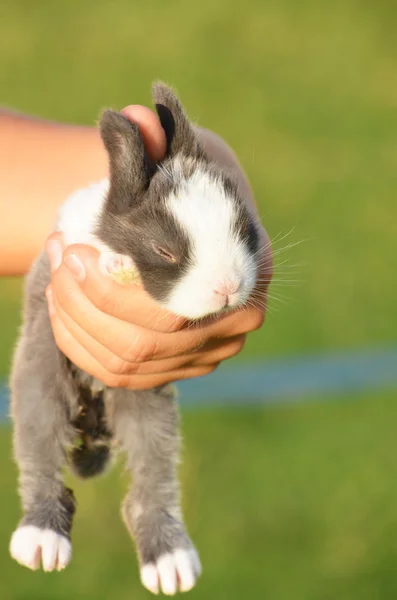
0, 110, 108, 276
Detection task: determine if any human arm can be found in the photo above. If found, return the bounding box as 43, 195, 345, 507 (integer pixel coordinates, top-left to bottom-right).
0, 106, 165, 275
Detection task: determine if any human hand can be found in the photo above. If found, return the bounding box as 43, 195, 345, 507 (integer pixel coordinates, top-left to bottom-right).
45, 105, 272, 390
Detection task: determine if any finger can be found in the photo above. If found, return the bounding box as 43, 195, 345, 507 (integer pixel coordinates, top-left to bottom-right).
125, 364, 219, 390
188, 334, 246, 367
51, 256, 265, 362
51, 283, 184, 376
50, 284, 141, 376
45, 232, 65, 271
46, 231, 269, 342
48, 291, 218, 389
51, 284, 245, 376
48, 224, 271, 336
50, 263, 204, 361
61, 244, 185, 333
199, 304, 267, 339
120, 105, 167, 162
47, 287, 131, 387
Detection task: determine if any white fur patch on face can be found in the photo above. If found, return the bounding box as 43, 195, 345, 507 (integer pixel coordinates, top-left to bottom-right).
164, 160, 257, 319
140, 548, 201, 595
9, 525, 72, 572
56, 178, 112, 253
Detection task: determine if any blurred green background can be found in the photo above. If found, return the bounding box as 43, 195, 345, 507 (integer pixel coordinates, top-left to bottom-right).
1, 0, 396, 598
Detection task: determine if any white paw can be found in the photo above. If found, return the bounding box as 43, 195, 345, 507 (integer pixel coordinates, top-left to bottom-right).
140, 548, 201, 595
9, 526, 72, 572
98, 252, 140, 285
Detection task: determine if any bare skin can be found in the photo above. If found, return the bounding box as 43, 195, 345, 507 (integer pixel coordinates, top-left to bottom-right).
0, 106, 165, 275
1, 105, 272, 389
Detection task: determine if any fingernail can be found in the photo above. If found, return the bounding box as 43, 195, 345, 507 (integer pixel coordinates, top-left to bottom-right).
64, 254, 86, 282
46, 287, 55, 316
46, 240, 63, 273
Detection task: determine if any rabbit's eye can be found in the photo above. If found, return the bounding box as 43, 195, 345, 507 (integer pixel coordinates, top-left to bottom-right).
152, 244, 177, 263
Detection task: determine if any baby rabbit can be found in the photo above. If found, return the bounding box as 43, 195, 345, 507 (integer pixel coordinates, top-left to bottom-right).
9, 82, 261, 595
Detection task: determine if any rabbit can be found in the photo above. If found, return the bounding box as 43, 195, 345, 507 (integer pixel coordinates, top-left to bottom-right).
8, 82, 262, 595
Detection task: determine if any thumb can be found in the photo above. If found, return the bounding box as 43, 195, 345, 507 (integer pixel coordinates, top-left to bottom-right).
58, 242, 184, 333
120, 105, 167, 162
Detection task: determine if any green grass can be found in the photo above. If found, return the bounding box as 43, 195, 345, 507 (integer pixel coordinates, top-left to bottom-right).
1, 391, 397, 600
0, 1, 396, 598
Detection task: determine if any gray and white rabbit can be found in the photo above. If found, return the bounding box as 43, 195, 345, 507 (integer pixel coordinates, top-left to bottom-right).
9, 82, 262, 595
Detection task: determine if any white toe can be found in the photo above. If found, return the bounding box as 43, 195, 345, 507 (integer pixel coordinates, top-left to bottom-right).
41, 530, 59, 572
57, 536, 72, 571
10, 526, 41, 570
157, 553, 177, 595
141, 563, 159, 595
173, 549, 196, 592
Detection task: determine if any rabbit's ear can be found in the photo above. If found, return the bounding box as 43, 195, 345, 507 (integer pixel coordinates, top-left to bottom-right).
152, 82, 204, 159
99, 110, 155, 210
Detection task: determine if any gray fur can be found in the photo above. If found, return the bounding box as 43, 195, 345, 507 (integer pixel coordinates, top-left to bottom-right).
10, 252, 77, 540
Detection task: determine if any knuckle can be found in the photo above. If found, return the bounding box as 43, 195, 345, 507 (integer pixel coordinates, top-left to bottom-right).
227, 335, 247, 357
247, 309, 265, 332
103, 374, 119, 387
202, 363, 219, 376
167, 317, 185, 333
156, 311, 185, 334
191, 333, 207, 353
124, 334, 158, 364
95, 290, 116, 315
125, 344, 148, 364
105, 355, 137, 376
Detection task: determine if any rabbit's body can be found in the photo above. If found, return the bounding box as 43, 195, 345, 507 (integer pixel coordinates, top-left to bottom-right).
9, 83, 261, 595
